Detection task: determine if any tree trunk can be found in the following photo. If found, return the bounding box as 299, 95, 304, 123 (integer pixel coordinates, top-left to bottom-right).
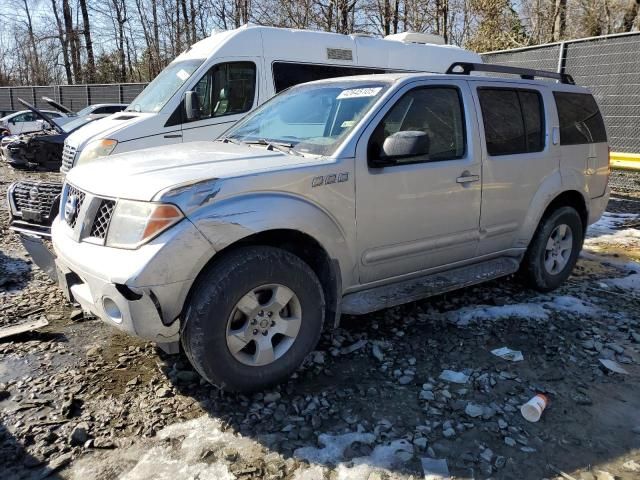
180, 0, 189, 46
551, 0, 567, 41
190, 0, 197, 43
51, 0, 73, 84
79, 0, 96, 83
62, 0, 81, 82
153, 0, 160, 75
621, 0, 640, 32
22, 0, 42, 84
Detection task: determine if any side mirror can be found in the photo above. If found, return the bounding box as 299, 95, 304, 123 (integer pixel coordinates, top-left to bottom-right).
369, 131, 430, 168
184, 91, 201, 121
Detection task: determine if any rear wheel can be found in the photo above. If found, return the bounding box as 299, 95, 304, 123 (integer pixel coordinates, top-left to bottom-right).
181, 246, 325, 392
520, 206, 583, 291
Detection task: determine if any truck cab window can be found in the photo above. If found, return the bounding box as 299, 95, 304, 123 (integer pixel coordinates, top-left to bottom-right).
188, 62, 256, 122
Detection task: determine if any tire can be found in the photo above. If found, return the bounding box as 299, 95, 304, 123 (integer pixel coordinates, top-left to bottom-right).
181, 246, 325, 392
520, 206, 584, 292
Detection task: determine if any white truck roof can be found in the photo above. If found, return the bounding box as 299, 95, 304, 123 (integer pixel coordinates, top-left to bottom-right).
178, 24, 481, 73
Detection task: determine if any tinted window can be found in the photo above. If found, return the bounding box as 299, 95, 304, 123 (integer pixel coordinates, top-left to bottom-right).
478, 88, 545, 156
369, 87, 465, 164
273, 62, 385, 92
553, 92, 607, 145
187, 61, 256, 123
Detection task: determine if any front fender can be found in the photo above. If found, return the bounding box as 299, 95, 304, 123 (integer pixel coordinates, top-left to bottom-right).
188, 192, 356, 288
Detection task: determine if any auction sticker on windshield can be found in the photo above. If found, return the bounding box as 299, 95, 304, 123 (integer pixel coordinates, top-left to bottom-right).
176, 69, 190, 81
337, 87, 382, 99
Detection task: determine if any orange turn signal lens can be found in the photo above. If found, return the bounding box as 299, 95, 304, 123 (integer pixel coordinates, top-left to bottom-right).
142, 204, 184, 240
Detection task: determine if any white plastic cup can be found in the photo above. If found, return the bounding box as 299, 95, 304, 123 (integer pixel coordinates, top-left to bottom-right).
520, 394, 549, 422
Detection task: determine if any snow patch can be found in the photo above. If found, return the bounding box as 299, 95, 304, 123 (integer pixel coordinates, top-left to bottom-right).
448, 303, 549, 325
294, 432, 376, 464
544, 295, 599, 316
448, 295, 599, 326
587, 212, 639, 237
294, 433, 414, 480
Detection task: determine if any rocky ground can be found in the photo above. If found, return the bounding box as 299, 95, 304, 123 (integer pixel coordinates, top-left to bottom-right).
1, 163, 639, 480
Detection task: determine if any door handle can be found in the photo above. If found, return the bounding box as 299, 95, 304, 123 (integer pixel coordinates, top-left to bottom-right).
456, 173, 480, 184
164, 134, 182, 138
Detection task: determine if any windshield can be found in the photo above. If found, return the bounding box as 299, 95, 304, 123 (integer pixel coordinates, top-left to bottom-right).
60, 116, 94, 133
224, 81, 390, 156
127, 59, 204, 113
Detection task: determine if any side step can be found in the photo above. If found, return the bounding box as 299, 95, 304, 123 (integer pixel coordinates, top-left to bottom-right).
341, 257, 520, 315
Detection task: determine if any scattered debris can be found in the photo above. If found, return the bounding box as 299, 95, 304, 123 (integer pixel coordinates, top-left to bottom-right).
341, 339, 367, 355
548, 463, 579, 480
491, 346, 524, 362
0, 318, 48, 340
421, 457, 449, 479
438, 370, 469, 384
598, 358, 629, 374
521, 394, 549, 422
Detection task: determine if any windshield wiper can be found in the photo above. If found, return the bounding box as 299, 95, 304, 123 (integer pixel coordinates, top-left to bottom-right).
242, 139, 298, 156
217, 137, 241, 145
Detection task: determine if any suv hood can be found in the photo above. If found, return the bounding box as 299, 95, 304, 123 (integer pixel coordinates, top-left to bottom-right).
66, 141, 327, 201
17, 98, 64, 134
65, 111, 153, 147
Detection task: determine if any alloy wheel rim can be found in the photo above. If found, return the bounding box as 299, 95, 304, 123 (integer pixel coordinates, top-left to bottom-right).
544, 223, 573, 275
225, 283, 302, 366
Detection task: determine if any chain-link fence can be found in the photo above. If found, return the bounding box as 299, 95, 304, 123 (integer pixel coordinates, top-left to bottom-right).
0, 83, 147, 113
482, 32, 640, 156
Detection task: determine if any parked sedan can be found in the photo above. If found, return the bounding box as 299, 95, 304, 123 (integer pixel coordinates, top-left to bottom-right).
0, 109, 68, 135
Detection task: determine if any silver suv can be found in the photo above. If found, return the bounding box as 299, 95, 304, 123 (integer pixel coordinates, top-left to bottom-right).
51, 63, 610, 391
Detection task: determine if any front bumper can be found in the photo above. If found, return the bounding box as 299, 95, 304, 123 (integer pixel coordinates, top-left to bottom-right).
52, 217, 215, 343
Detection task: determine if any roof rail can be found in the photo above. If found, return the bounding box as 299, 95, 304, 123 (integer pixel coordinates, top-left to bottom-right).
446, 62, 575, 85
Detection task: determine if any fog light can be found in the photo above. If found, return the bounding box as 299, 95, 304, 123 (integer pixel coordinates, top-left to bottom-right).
103, 297, 123, 324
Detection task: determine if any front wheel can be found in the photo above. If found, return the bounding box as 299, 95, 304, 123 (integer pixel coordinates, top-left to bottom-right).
520, 206, 584, 292
181, 246, 325, 392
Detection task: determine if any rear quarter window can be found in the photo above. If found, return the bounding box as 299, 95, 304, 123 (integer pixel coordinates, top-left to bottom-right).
553, 92, 607, 145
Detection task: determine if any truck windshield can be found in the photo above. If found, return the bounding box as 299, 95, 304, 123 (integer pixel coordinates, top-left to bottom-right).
224, 81, 390, 156
127, 59, 204, 113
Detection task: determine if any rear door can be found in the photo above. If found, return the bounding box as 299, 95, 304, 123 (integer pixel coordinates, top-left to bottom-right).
553, 91, 608, 198
472, 82, 556, 255
355, 80, 482, 284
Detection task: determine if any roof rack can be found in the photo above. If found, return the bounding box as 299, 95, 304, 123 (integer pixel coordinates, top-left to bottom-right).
446, 62, 575, 85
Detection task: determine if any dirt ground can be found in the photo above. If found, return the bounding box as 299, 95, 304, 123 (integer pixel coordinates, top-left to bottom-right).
1, 163, 639, 480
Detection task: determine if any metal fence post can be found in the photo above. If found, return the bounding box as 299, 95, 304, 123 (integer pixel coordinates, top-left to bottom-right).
556, 41, 567, 74
86, 84, 90, 108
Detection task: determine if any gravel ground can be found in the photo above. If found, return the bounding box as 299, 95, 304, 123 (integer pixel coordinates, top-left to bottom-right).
1, 163, 640, 480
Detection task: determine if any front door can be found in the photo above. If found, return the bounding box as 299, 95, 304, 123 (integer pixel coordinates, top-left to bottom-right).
181, 59, 260, 142
355, 81, 482, 284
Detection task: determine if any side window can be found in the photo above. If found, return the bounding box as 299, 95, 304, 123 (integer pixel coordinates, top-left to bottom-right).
478, 88, 545, 156
11, 113, 29, 123
273, 62, 384, 92
368, 87, 466, 165
553, 92, 607, 145
187, 61, 256, 123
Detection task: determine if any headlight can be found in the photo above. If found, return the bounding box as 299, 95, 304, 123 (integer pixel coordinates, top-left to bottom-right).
106, 200, 184, 249
76, 139, 118, 165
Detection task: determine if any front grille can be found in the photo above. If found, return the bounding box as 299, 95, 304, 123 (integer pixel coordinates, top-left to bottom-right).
89, 200, 116, 239
65, 184, 86, 228
61, 143, 76, 173
11, 181, 62, 219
